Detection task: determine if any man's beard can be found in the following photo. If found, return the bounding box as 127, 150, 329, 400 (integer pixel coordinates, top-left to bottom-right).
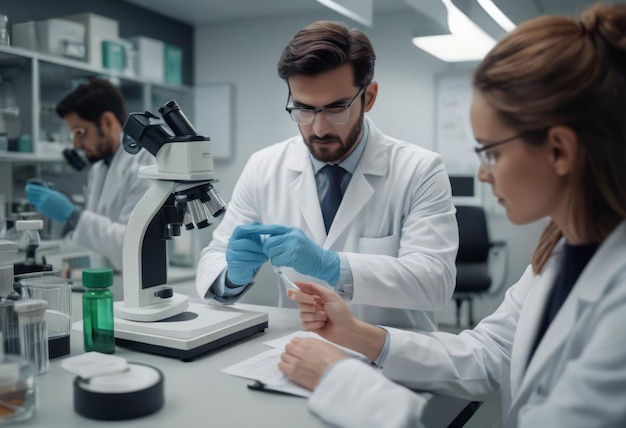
303, 108, 364, 163
87, 136, 115, 163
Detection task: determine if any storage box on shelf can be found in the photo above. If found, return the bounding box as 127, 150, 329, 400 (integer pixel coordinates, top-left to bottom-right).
127, 36, 164, 83
0, 44, 190, 163
35, 19, 85, 60
61, 13, 119, 69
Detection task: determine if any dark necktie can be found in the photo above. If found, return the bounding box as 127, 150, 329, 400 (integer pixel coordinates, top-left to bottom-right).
320, 165, 347, 233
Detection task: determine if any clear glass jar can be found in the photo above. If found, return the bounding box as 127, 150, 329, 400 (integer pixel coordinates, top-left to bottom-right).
0, 332, 36, 425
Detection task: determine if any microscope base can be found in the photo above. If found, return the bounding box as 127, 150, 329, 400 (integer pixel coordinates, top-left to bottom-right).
113, 303, 268, 362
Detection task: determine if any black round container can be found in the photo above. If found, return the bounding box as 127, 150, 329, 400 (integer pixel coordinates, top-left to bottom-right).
73, 363, 164, 420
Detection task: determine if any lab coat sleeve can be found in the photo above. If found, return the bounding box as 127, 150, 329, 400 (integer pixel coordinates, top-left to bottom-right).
517, 271, 626, 427
71, 152, 153, 271
309, 358, 427, 428
72, 210, 126, 270
196, 154, 265, 300
380, 266, 535, 401
344, 153, 458, 311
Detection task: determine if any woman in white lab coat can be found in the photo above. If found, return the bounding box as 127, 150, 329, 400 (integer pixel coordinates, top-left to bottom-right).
278, 4, 626, 427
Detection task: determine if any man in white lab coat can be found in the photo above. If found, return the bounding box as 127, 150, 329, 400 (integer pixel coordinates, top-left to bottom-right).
196, 21, 458, 331
25, 77, 154, 271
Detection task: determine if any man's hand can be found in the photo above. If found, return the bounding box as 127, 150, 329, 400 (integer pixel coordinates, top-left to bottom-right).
25, 183, 76, 223
261, 225, 340, 286
225, 224, 270, 286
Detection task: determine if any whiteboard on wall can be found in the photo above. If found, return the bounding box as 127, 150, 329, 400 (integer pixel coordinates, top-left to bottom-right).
434, 73, 478, 175
193, 84, 233, 160
434, 73, 482, 203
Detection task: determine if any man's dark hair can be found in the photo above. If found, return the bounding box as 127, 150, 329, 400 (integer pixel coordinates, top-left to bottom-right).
56, 76, 127, 126
277, 21, 376, 87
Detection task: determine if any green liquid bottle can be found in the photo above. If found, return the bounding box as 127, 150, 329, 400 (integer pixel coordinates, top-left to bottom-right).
82, 268, 115, 354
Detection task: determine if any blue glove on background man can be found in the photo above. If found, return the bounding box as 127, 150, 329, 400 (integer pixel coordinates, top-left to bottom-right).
25, 183, 76, 224
226, 224, 270, 287
259, 225, 340, 286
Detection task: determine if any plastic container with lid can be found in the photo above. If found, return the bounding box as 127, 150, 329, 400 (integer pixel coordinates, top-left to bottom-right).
82, 268, 115, 354
13, 299, 48, 376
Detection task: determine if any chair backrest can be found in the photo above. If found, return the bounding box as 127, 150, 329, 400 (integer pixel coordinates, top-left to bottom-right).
455, 205, 491, 263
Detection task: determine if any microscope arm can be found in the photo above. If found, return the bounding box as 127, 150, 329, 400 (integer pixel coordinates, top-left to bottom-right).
115, 179, 189, 322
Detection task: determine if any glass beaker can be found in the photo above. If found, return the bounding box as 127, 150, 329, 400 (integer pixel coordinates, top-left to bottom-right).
18, 275, 72, 358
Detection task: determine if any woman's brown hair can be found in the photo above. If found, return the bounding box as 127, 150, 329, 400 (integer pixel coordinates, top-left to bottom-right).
473, 4, 626, 273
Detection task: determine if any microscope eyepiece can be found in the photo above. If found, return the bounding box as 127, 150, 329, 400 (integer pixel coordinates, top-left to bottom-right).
159, 99, 198, 137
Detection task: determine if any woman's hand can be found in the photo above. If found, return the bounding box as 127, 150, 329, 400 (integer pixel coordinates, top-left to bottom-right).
287, 281, 387, 361
278, 337, 348, 390
287, 281, 357, 345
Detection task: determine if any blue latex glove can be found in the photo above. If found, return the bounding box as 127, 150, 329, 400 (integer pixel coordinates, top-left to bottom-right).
225, 224, 270, 286
259, 224, 340, 286
25, 183, 76, 223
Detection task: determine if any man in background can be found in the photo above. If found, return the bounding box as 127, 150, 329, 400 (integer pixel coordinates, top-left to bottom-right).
25, 77, 154, 271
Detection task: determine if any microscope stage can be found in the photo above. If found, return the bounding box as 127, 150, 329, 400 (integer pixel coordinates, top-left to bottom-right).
113, 303, 268, 361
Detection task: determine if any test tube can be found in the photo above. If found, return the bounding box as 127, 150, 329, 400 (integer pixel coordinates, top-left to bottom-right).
13, 299, 49, 375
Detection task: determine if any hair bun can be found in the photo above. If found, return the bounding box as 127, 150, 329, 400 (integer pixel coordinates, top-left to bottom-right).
580, 4, 626, 51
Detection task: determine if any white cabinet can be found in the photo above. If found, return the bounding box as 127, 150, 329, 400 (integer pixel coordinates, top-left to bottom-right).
0, 44, 192, 163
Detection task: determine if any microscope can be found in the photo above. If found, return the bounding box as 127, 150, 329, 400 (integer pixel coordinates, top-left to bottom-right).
112, 100, 268, 361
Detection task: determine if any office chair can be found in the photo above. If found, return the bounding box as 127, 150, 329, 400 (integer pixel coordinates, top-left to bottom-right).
454, 205, 507, 327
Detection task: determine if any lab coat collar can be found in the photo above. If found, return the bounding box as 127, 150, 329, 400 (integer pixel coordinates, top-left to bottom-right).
289, 117, 388, 177
288, 116, 389, 245
512, 221, 626, 406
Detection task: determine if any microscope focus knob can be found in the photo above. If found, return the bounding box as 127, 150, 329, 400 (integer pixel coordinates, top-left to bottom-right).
153, 287, 174, 299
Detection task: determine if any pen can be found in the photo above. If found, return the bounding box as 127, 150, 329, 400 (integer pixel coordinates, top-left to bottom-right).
247, 380, 266, 391
277, 270, 299, 289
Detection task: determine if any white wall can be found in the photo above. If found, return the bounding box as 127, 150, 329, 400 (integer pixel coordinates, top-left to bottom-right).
193, 10, 546, 325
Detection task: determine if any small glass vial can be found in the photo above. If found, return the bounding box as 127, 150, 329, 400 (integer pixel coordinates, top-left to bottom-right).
13, 300, 48, 376
0, 332, 36, 425
82, 268, 115, 354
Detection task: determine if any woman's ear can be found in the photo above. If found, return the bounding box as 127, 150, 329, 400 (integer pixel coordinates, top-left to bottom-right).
546, 125, 580, 176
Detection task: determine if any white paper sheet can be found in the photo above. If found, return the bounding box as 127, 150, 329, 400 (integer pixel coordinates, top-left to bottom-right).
264, 331, 369, 361
223, 331, 372, 397
222, 348, 311, 398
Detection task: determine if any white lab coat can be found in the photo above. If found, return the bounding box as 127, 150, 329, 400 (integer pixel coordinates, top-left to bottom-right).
71, 146, 154, 271
309, 221, 626, 428
196, 117, 458, 331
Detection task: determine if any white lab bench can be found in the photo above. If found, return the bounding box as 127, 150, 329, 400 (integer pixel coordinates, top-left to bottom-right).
27, 279, 476, 427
